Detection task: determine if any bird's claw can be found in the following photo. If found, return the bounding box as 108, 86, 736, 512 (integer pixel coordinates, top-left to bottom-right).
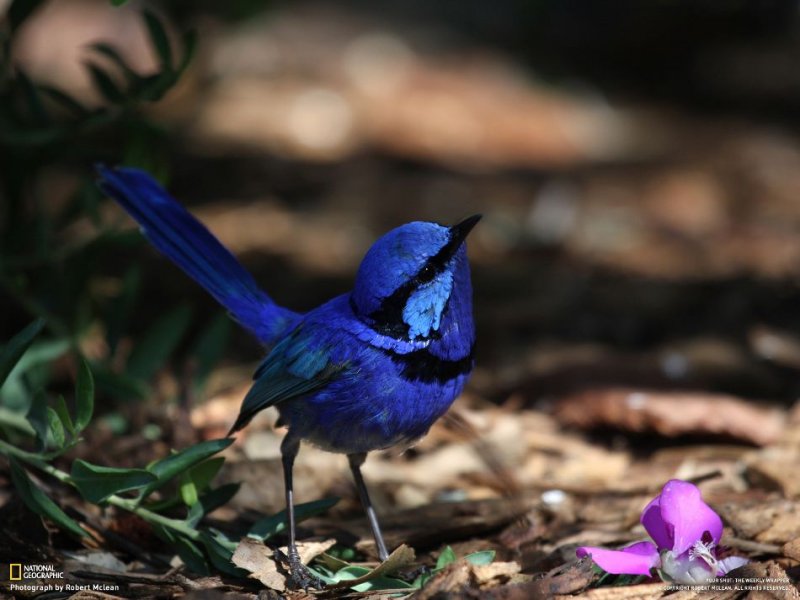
274, 547, 323, 590
399, 564, 431, 582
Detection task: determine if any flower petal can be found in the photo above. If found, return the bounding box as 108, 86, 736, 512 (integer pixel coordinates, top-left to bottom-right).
577, 541, 660, 576
658, 480, 723, 554
661, 551, 717, 584
717, 556, 749, 576
641, 495, 672, 550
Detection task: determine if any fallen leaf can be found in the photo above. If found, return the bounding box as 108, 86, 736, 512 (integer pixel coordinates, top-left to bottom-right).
325, 544, 415, 589
725, 561, 799, 600
746, 452, 800, 498
231, 537, 336, 592
473, 561, 521, 586
414, 560, 473, 600
554, 388, 785, 446
446, 558, 597, 599
718, 499, 800, 545
784, 538, 800, 562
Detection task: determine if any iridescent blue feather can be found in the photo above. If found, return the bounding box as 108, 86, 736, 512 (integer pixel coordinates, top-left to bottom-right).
97, 165, 477, 455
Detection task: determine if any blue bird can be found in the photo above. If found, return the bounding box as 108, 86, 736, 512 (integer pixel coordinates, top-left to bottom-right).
97, 165, 479, 586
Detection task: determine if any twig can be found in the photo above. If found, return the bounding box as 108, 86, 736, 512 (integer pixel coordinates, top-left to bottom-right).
722, 536, 782, 555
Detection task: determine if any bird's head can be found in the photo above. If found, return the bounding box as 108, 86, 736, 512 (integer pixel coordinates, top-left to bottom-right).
351, 215, 480, 340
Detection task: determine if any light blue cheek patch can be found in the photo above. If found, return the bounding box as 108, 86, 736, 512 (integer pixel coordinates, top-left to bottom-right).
403, 270, 454, 339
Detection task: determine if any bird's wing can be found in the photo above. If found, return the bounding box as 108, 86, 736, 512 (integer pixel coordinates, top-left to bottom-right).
228, 326, 345, 434
97, 165, 299, 344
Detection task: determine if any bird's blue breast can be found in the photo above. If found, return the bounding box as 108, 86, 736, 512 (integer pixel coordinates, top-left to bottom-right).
277, 295, 473, 453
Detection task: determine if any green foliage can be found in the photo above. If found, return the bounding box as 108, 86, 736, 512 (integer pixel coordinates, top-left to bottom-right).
180, 457, 226, 507
1, 7, 204, 411
189, 314, 232, 393
318, 564, 412, 592
410, 546, 497, 589
0, 319, 45, 388
140, 438, 234, 499
301, 544, 498, 593
9, 457, 88, 538
436, 545, 458, 569
70, 460, 156, 503
247, 496, 341, 540
0, 321, 301, 577
306, 546, 417, 592
0, 5, 351, 585
126, 306, 193, 381
74, 359, 94, 433
7, 1, 45, 31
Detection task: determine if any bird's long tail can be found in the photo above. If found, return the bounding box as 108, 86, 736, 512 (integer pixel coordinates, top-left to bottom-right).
97, 165, 298, 344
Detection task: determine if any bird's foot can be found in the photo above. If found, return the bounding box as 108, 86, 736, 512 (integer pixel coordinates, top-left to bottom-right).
273, 547, 323, 590
399, 563, 431, 582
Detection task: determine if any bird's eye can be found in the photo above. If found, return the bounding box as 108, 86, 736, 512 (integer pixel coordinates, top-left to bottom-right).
418, 264, 436, 283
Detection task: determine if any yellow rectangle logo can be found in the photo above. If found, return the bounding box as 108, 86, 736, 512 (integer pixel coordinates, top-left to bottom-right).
9, 564, 22, 580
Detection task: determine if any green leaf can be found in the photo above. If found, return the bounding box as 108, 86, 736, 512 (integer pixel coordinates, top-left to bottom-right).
92, 366, 148, 401
143, 10, 173, 72
0, 319, 45, 389
0, 337, 71, 411
199, 531, 248, 576
180, 475, 199, 507
183, 483, 240, 528
9, 338, 71, 377
127, 305, 192, 380
39, 86, 88, 116
465, 550, 495, 566
0, 407, 35, 435
324, 545, 416, 591
190, 314, 230, 392
26, 391, 49, 450
105, 265, 141, 355
195, 483, 240, 515
356, 576, 413, 591
135, 71, 175, 102
9, 457, 86, 538
151, 523, 209, 575
331, 564, 370, 580
247, 496, 340, 541
70, 459, 157, 504
180, 456, 225, 507
74, 359, 94, 432
86, 63, 125, 103
185, 501, 204, 528
17, 70, 50, 124
46, 407, 65, 448
177, 30, 198, 75
90, 43, 139, 85
54, 395, 75, 437
436, 546, 457, 570
141, 438, 233, 499
190, 456, 226, 491
110, 0, 129, 5
9, 0, 46, 31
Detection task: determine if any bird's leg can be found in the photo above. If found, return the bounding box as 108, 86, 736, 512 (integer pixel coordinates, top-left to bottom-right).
279, 434, 320, 589
348, 452, 390, 562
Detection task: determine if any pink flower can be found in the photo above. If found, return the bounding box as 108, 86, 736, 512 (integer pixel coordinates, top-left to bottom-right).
577, 480, 748, 584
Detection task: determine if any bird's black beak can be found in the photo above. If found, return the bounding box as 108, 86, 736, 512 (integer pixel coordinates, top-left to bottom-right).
449, 214, 482, 245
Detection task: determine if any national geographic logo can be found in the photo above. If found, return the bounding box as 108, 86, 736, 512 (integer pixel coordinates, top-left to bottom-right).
5, 563, 119, 593
6, 563, 64, 580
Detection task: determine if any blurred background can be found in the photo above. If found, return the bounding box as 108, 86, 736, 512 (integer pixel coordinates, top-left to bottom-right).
3, 0, 800, 577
